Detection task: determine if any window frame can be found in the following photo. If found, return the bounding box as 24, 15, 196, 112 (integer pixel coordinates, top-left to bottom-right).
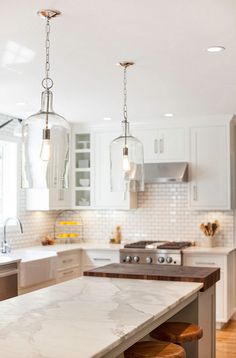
0, 134, 20, 228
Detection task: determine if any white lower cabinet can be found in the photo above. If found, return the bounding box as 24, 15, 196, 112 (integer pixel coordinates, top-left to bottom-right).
56, 250, 81, 283
183, 251, 235, 328
82, 249, 120, 273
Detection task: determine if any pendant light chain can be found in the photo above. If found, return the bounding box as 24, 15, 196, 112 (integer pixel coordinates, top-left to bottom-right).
123, 66, 129, 147
45, 19, 51, 85
123, 66, 128, 123
42, 17, 53, 131
42, 17, 54, 91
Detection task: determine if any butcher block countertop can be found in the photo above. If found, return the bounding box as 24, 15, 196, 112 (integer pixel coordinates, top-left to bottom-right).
84, 263, 220, 291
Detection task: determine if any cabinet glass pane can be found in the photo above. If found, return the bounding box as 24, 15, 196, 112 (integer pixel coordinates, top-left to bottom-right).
76, 172, 90, 187
75, 153, 90, 169
75, 134, 90, 150
75, 191, 90, 206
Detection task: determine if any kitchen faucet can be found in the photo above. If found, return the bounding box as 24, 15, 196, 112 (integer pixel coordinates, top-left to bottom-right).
2, 217, 23, 254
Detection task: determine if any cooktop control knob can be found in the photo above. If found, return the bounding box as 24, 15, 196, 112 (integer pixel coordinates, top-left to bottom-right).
146, 256, 152, 264
158, 256, 165, 263
133, 256, 140, 263
166, 257, 173, 264
125, 256, 132, 263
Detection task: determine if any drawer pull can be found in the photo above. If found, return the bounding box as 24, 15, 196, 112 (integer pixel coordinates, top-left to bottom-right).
159, 138, 164, 153
0, 269, 18, 278
195, 262, 216, 266
193, 185, 197, 201
93, 258, 111, 261
63, 270, 74, 275
154, 139, 158, 154
62, 259, 73, 264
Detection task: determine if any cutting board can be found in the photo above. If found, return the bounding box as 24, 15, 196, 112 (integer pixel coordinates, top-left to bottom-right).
84, 263, 220, 291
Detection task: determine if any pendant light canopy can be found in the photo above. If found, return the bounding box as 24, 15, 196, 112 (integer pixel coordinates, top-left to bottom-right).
110, 62, 144, 192
21, 9, 70, 189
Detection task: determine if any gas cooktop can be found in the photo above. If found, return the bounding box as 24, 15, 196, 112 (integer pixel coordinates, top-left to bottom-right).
124, 240, 192, 250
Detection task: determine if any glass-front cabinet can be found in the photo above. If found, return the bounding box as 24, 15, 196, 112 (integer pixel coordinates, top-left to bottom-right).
74, 133, 92, 208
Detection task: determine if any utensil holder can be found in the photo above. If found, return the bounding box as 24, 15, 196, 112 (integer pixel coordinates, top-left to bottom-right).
201, 235, 215, 247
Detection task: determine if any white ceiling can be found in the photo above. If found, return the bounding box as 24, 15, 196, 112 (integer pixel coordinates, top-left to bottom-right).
1, 0, 236, 123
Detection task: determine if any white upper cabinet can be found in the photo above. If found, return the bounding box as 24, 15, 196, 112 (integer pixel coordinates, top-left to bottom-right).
134, 127, 186, 163
189, 125, 230, 210
94, 130, 137, 209
26, 188, 70, 211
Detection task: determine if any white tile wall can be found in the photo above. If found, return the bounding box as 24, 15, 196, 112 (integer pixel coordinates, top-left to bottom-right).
0, 113, 234, 249
0, 113, 57, 249
81, 184, 235, 247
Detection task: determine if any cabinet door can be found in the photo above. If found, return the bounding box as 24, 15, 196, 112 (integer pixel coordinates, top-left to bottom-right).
94, 131, 137, 209
183, 254, 227, 324
82, 250, 120, 268
157, 127, 185, 162
49, 189, 70, 210
133, 127, 185, 163
189, 126, 230, 210
133, 129, 159, 163
26, 189, 70, 211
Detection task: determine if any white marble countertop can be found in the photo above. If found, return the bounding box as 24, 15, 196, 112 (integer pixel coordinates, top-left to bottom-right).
0, 242, 234, 265
183, 246, 235, 255
0, 243, 123, 265
0, 276, 203, 358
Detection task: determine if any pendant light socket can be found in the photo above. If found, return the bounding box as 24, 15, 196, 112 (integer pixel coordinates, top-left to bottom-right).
42, 128, 50, 140
123, 147, 128, 156
37, 9, 61, 19
118, 62, 134, 68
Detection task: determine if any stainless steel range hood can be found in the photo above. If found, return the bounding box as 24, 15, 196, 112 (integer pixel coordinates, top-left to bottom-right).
144, 162, 188, 183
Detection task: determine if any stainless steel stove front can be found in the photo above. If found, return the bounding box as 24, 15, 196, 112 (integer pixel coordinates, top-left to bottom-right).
120, 248, 182, 265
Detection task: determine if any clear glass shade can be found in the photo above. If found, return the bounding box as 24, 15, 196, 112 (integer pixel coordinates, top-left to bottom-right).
21, 90, 70, 189
110, 122, 144, 192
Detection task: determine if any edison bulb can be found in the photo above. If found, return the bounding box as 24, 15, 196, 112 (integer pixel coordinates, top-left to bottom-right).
40, 139, 51, 161
123, 154, 130, 172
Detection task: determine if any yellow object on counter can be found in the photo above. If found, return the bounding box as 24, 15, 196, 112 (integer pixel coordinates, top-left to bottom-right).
56, 233, 79, 239
59, 221, 82, 226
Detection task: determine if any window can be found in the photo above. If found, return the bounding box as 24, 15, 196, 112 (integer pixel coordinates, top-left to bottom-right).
0, 139, 18, 224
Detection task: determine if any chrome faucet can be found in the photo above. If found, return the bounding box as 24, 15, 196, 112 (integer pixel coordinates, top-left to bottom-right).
2, 217, 23, 254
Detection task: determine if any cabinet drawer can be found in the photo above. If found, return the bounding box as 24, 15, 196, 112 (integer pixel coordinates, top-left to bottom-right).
58, 251, 80, 270
57, 267, 80, 283
83, 250, 120, 267
184, 255, 225, 269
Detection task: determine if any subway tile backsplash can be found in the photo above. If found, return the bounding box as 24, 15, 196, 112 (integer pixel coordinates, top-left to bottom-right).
80, 184, 235, 247
1, 113, 235, 249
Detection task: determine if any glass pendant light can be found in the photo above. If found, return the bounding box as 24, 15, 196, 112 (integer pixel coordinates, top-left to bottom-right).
110, 62, 144, 192
21, 9, 70, 189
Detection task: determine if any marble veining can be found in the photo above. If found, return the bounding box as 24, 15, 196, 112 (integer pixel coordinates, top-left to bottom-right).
0, 276, 202, 358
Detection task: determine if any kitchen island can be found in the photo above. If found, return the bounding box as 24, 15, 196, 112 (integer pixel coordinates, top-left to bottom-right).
0, 276, 206, 358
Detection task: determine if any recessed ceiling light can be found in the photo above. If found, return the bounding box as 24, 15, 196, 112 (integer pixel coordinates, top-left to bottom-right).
16, 102, 26, 106
103, 117, 112, 121
164, 113, 173, 117
207, 46, 225, 53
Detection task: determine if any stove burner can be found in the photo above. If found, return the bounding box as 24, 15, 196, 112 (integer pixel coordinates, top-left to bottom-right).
124, 240, 192, 250
124, 241, 164, 249
157, 241, 192, 250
